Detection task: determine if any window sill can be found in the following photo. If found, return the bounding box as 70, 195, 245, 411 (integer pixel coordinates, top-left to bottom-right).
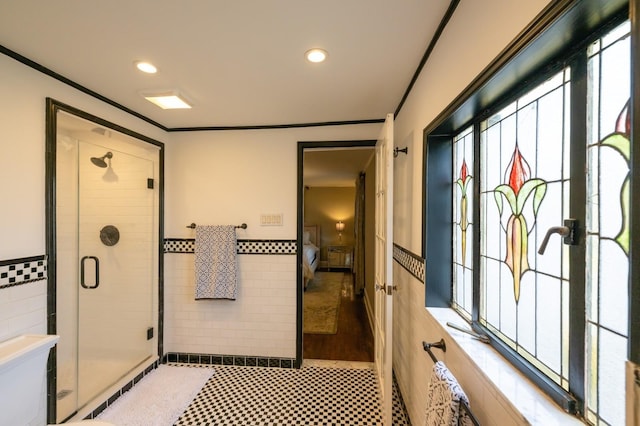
426, 307, 584, 425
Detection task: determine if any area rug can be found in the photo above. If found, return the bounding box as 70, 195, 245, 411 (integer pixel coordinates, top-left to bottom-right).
97, 365, 213, 425
304, 271, 344, 334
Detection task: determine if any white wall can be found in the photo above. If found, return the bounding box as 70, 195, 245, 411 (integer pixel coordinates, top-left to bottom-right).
391, 0, 556, 424
164, 125, 379, 357
0, 53, 166, 344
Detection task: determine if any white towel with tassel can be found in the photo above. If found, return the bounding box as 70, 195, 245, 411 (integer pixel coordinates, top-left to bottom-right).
424, 361, 473, 426
195, 225, 238, 300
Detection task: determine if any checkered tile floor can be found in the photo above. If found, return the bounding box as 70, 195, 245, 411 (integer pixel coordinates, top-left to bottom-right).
175, 364, 410, 425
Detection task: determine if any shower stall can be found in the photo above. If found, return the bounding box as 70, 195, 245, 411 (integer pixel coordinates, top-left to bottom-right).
46, 100, 162, 423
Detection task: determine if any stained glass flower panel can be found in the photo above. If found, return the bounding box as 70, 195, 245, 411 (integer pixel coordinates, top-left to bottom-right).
480, 69, 569, 388
452, 127, 474, 319
585, 20, 630, 425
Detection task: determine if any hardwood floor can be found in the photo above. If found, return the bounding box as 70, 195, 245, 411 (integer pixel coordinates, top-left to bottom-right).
303, 271, 374, 362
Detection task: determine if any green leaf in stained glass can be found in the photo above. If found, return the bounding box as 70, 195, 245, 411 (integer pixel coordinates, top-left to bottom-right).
532, 180, 547, 216
494, 184, 516, 214
514, 178, 547, 216
599, 133, 630, 164
616, 176, 630, 255
598, 132, 630, 256
494, 191, 504, 216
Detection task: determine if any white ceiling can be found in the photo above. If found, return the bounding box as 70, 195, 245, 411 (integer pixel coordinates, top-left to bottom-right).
0, 0, 451, 129
304, 148, 375, 188
1, 1, 451, 186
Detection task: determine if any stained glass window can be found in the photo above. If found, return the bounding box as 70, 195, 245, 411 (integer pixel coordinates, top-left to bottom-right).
452, 127, 474, 320
440, 12, 632, 419
479, 69, 571, 389
585, 20, 630, 426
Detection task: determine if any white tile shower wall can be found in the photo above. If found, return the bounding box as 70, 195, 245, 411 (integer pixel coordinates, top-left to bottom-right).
0, 280, 47, 343
77, 147, 156, 358
164, 253, 297, 358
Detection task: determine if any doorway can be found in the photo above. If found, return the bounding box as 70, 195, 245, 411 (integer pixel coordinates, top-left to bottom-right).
296, 141, 376, 365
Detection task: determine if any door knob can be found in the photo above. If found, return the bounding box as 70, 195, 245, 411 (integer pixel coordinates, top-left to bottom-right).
538, 219, 578, 254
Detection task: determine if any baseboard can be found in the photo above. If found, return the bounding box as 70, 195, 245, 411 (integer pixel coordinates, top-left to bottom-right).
317, 267, 352, 273
163, 352, 295, 369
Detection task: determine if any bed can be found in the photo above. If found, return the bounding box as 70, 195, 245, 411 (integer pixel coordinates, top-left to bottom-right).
302, 225, 320, 290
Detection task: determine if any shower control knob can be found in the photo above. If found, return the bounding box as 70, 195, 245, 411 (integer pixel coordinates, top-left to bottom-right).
100, 225, 120, 246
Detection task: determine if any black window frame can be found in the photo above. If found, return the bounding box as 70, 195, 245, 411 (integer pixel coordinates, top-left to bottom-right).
422, 0, 633, 418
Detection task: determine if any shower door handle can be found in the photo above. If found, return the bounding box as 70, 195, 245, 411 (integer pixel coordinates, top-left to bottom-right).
80, 256, 100, 289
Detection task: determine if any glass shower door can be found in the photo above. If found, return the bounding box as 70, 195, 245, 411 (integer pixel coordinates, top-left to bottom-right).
53, 107, 159, 424
76, 140, 155, 408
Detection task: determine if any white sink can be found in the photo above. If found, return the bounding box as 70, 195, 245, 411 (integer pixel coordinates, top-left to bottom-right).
0, 334, 59, 425
0, 334, 59, 373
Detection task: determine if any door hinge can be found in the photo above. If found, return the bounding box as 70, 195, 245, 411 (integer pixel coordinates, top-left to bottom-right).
147, 178, 154, 189
386, 285, 396, 295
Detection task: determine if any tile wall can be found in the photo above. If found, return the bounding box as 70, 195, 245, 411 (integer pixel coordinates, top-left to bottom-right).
0, 256, 48, 342
164, 239, 297, 358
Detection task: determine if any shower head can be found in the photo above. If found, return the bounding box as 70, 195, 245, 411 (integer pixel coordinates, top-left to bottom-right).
90, 152, 113, 168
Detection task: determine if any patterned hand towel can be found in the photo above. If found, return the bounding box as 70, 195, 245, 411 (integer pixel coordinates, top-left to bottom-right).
424, 361, 473, 426
195, 225, 238, 300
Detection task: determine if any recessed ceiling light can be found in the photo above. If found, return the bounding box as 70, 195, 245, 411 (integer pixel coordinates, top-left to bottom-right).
142, 91, 192, 109
305, 48, 328, 63
135, 61, 158, 74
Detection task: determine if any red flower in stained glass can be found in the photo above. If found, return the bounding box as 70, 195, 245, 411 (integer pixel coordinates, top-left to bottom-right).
460, 160, 468, 182
494, 143, 545, 303
616, 99, 630, 136
505, 145, 530, 195
456, 158, 472, 266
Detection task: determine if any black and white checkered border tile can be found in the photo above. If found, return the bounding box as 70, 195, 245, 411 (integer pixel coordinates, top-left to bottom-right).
238, 240, 296, 254
84, 360, 160, 420
164, 352, 296, 369
164, 238, 195, 253
164, 238, 297, 255
393, 243, 425, 283
0, 255, 47, 290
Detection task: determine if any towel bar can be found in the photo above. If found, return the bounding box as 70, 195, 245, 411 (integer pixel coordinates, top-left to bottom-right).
422, 339, 446, 364
422, 339, 480, 426
187, 223, 247, 229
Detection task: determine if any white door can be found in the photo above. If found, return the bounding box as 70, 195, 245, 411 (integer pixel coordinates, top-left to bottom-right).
374, 113, 394, 425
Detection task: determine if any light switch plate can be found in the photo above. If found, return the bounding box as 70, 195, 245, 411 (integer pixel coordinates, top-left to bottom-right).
260, 213, 283, 226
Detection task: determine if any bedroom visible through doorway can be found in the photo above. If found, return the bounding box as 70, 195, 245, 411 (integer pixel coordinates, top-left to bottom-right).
299, 143, 376, 363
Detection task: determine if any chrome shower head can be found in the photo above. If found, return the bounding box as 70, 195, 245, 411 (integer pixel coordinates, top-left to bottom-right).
90, 152, 113, 168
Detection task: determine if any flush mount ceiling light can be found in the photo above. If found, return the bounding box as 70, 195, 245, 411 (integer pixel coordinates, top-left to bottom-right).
134, 61, 157, 74
305, 48, 328, 63
142, 91, 192, 109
